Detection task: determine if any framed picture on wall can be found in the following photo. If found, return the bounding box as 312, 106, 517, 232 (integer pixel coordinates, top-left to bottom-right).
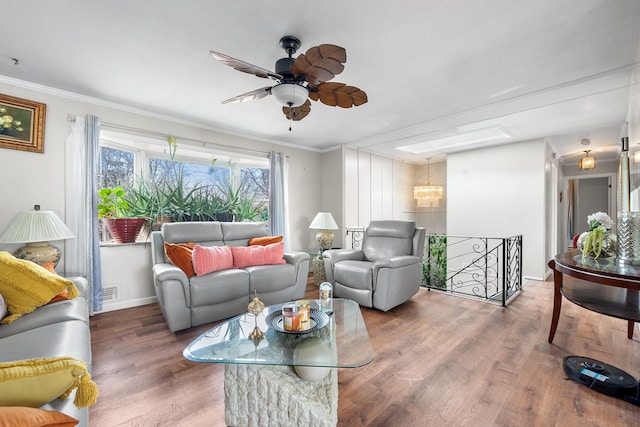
0, 93, 46, 153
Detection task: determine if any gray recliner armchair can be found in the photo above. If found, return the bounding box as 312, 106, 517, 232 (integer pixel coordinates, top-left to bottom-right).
323, 220, 426, 311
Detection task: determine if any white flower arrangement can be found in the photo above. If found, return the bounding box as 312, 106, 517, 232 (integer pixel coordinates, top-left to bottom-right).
582, 211, 614, 259
587, 211, 613, 231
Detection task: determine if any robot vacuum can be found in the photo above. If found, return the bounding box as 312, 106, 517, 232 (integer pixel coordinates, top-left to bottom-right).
563, 355, 640, 406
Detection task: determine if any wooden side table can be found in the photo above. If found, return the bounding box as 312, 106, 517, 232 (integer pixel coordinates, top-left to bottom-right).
548, 250, 640, 343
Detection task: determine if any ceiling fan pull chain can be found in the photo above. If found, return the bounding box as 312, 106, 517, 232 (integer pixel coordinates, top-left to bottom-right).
288, 104, 293, 131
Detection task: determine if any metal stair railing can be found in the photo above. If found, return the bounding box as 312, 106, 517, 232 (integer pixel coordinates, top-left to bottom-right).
423, 234, 523, 306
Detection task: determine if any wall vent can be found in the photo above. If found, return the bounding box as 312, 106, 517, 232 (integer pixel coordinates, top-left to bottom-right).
102, 286, 118, 301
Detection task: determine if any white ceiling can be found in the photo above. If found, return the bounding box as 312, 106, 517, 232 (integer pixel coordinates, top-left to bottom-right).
1, 1, 639, 165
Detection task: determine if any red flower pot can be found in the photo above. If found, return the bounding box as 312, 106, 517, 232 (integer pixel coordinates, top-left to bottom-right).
105, 218, 146, 243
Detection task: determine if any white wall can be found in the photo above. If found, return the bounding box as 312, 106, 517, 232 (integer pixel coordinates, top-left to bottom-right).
343, 148, 415, 231
319, 148, 343, 249
0, 80, 322, 312
447, 139, 548, 279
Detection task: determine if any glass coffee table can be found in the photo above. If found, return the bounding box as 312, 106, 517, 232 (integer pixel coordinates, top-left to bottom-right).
184, 298, 374, 427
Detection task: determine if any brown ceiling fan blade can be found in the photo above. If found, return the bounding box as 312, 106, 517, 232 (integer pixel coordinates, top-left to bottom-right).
282, 99, 311, 121
290, 44, 346, 85
222, 87, 272, 104
210, 50, 282, 80
316, 83, 368, 108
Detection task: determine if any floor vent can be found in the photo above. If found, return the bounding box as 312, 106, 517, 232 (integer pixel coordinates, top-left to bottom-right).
103, 286, 118, 301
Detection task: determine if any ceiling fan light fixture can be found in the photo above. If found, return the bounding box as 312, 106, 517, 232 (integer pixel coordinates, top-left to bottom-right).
271, 83, 309, 108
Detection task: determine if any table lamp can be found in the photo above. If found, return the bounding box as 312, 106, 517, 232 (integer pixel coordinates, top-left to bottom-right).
309, 212, 338, 252
0, 205, 75, 266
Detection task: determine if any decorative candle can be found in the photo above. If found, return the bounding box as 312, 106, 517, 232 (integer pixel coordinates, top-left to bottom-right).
299, 302, 311, 330
282, 303, 301, 331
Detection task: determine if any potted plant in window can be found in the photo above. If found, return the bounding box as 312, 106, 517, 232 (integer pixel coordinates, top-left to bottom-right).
97, 186, 147, 243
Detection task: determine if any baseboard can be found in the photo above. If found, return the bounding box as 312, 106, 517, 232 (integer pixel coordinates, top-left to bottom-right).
97, 296, 158, 313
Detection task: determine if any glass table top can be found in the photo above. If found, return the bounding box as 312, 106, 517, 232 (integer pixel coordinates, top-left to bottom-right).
556, 250, 640, 279
183, 298, 374, 368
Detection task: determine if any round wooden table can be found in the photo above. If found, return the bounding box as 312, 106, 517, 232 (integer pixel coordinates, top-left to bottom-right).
548, 250, 640, 343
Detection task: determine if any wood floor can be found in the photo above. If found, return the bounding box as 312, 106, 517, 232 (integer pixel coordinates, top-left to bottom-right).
89, 277, 640, 426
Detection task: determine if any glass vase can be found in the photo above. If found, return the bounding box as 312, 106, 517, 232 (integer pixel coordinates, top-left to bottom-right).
319, 282, 333, 313
577, 231, 617, 259
617, 212, 640, 264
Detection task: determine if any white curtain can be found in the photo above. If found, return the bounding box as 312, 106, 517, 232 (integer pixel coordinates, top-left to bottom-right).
65, 115, 103, 314
269, 152, 290, 250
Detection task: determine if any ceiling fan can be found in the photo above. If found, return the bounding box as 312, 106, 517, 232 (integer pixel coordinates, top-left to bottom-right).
210, 36, 368, 129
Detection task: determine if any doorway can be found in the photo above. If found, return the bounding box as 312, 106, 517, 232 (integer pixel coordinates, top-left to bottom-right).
564, 174, 615, 249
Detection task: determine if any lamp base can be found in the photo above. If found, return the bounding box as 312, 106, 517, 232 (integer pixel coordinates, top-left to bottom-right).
14, 242, 61, 266
316, 230, 335, 251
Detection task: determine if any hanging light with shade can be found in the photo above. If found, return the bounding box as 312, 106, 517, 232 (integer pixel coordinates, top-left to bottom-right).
578, 149, 596, 171
414, 158, 443, 207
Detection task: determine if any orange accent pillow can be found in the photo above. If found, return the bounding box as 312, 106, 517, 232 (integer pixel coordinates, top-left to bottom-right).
0, 406, 79, 427
164, 242, 196, 277
231, 242, 286, 269
192, 245, 234, 276
247, 235, 283, 246
41, 262, 57, 275
41, 262, 69, 304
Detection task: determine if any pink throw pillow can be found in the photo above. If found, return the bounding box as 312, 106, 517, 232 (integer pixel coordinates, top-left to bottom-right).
192, 245, 234, 276
231, 242, 286, 268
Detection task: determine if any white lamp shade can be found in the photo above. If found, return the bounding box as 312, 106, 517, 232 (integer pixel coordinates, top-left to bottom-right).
0, 209, 75, 243
309, 212, 338, 230
272, 83, 309, 107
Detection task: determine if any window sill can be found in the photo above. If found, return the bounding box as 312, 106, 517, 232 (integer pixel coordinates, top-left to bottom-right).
100, 240, 151, 248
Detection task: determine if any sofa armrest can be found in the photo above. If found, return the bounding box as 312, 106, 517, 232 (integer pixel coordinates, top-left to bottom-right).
152, 263, 189, 285
323, 249, 365, 264
371, 255, 422, 292
66, 276, 89, 300
322, 249, 365, 284
283, 251, 310, 267
283, 251, 311, 300
373, 255, 421, 269
152, 263, 190, 308
151, 263, 193, 332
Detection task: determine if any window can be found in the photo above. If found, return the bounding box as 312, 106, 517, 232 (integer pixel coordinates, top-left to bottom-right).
97, 130, 270, 243
99, 146, 134, 189
239, 166, 269, 221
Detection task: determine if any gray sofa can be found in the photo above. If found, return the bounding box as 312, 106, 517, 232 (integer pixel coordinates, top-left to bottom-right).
0, 277, 91, 426
151, 221, 310, 332
323, 220, 425, 311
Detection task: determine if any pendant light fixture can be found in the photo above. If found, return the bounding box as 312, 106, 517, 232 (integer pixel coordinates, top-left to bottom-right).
414, 158, 443, 207
578, 149, 596, 171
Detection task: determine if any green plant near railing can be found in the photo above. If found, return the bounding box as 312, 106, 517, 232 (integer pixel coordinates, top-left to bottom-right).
423, 234, 447, 289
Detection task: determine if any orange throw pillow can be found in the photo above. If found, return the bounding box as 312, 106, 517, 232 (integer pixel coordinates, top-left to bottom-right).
41, 262, 69, 304
192, 245, 234, 276
231, 242, 286, 269
247, 235, 283, 246
164, 242, 196, 277
0, 406, 78, 427
41, 262, 57, 275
